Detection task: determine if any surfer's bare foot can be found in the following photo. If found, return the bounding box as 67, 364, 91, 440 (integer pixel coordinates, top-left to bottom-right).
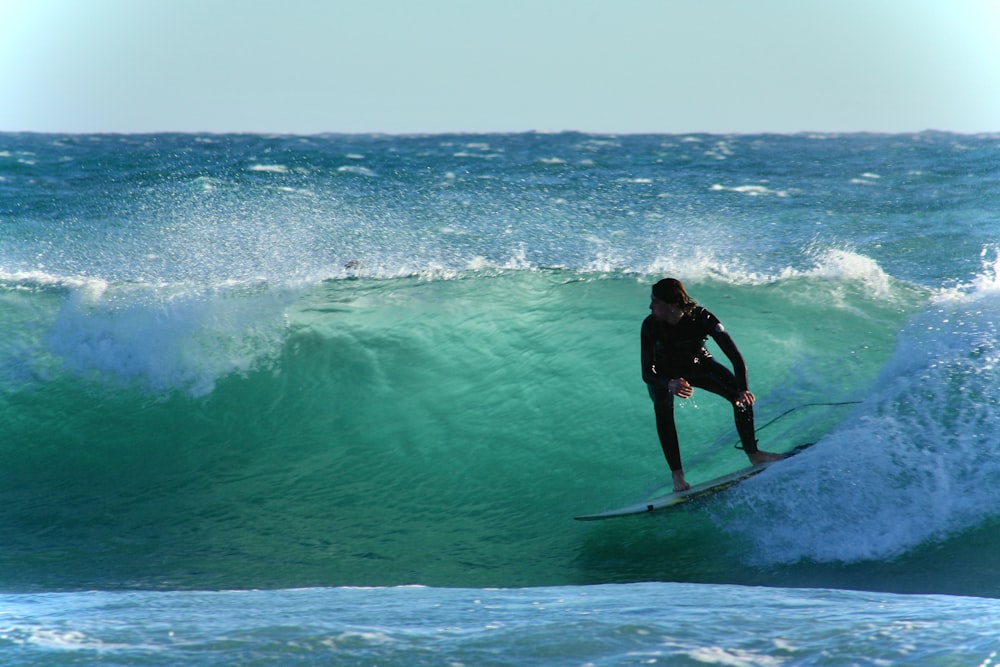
748, 450, 784, 465
672, 470, 691, 492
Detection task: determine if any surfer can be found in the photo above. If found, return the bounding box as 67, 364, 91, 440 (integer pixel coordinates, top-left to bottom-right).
641, 278, 783, 492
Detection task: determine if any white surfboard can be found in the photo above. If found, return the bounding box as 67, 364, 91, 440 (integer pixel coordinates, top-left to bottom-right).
574, 443, 813, 521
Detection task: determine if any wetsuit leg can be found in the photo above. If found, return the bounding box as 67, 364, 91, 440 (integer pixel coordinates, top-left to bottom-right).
648, 385, 683, 471
687, 359, 759, 454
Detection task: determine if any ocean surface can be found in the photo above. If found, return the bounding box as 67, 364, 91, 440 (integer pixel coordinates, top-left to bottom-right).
2, 131, 1000, 664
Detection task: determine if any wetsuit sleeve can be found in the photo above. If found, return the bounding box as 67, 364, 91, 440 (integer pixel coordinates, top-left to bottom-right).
640, 318, 670, 388
709, 325, 749, 392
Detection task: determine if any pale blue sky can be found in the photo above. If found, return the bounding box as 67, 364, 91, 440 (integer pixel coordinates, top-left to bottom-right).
2, 0, 999, 134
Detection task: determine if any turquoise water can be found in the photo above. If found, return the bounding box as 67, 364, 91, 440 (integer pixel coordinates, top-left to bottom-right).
2, 131, 1000, 663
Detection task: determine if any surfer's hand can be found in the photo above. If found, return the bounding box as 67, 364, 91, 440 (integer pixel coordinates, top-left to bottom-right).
735, 390, 755, 409
668, 378, 693, 398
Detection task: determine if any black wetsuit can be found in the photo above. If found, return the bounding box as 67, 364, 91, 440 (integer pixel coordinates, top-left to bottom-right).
640, 306, 758, 471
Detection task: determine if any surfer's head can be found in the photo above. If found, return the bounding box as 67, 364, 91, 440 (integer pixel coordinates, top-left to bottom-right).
650, 278, 696, 324
651, 278, 695, 309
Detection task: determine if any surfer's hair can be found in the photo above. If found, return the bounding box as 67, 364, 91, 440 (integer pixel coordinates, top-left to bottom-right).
651, 278, 696, 311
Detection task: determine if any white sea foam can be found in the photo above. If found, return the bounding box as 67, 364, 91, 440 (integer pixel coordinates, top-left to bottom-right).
247, 164, 289, 174
453, 151, 503, 159
766, 247, 900, 301
337, 165, 377, 176
0, 268, 108, 293
850, 172, 882, 185
943, 245, 1000, 297
23, 628, 131, 652
704, 140, 735, 160
44, 282, 291, 397
727, 270, 1000, 564
710, 183, 789, 197
805, 247, 891, 285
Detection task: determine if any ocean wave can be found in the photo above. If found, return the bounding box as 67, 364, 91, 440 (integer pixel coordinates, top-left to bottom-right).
3, 131, 999, 595
0, 252, 927, 399
2, 584, 999, 665
1, 265, 993, 593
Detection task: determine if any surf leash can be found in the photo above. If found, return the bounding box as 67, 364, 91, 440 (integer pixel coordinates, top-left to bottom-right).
734, 400, 862, 450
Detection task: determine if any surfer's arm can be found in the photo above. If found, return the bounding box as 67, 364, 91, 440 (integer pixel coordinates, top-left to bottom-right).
640, 318, 673, 389
710, 326, 750, 393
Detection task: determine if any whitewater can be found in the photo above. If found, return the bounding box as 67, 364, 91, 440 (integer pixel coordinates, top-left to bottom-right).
2, 131, 1000, 664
